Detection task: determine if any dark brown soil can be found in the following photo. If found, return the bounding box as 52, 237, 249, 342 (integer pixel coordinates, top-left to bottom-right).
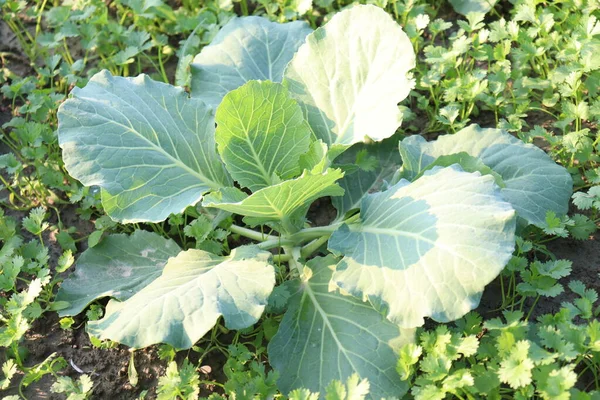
21, 313, 167, 400
537, 235, 600, 317
4, 310, 229, 399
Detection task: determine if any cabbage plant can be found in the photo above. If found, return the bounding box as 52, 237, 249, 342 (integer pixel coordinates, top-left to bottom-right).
55, 5, 572, 398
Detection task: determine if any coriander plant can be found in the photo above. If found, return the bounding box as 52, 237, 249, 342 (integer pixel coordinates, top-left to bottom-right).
54, 5, 572, 398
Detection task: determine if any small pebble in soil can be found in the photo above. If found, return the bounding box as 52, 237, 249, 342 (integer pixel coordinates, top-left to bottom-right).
200, 365, 212, 375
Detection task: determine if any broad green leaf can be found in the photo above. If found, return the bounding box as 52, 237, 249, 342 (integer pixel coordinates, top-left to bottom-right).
449, 0, 498, 15
284, 5, 415, 147
190, 17, 312, 108
87, 246, 274, 349
399, 125, 573, 227
203, 169, 344, 229
56, 230, 180, 317
412, 152, 505, 188
215, 81, 312, 191
58, 70, 230, 223
332, 138, 401, 219
329, 166, 516, 328
299, 140, 329, 173
268, 256, 411, 399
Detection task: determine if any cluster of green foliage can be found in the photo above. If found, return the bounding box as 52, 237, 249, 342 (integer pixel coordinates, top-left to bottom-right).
0, 0, 599, 399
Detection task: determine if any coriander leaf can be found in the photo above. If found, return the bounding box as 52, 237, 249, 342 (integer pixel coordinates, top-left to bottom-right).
22, 207, 49, 236
567, 214, 597, 240
498, 341, 534, 389
572, 186, 600, 210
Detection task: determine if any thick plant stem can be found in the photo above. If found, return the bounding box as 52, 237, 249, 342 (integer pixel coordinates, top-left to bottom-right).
258, 237, 294, 250
284, 246, 304, 275
272, 253, 291, 263
285, 213, 359, 243
229, 224, 278, 242
272, 236, 330, 263
301, 235, 329, 258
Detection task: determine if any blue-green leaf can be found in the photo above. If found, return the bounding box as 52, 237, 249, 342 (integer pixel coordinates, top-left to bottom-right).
330, 166, 516, 328
399, 125, 573, 227
449, 0, 498, 16
58, 70, 230, 223
332, 138, 401, 219
190, 17, 312, 108
87, 246, 274, 349
268, 255, 412, 399
56, 230, 181, 317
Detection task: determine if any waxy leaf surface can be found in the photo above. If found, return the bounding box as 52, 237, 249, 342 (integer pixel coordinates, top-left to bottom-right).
268, 256, 411, 399
190, 17, 312, 108
58, 70, 230, 223
329, 166, 516, 328
87, 246, 274, 349
399, 125, 573, 227
284, 5, 415, 147
215, 81, 312, 191
56, 231, 181, 317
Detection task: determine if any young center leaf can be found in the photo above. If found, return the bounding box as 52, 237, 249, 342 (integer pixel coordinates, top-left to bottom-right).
215, 81, 312, 191
284, 4, 415, 148
87, 246, 275, 349
329, 166, 516, 328
268, 255, 412, 399
55, 230, 181, 317
57, 71, 230, 223
399, 124, 573, 227
203, 169, 344, 229
190, 17, 312, 108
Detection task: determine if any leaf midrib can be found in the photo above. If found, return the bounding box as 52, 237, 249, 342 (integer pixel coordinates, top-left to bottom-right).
301, 281, 362, 380
71, 96, 222, 191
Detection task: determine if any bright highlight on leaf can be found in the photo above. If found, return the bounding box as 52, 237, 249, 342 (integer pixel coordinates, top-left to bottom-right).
284, 4, 416, 147
399, 124, 573, 227
330, 166, 516, 328
58, 70, 230, 223
268, 256, 411, 399
190, 16, 312, 108
87, 246, 275, 349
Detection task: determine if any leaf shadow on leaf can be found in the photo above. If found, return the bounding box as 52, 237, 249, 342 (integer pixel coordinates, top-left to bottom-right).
331, 195, 438, 270
282, 72, 338, 146
400, 129, 573, 228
